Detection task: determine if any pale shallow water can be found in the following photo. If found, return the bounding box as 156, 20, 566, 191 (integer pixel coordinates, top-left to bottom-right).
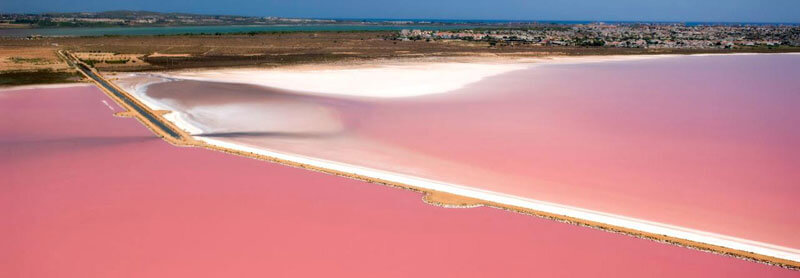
140, 54, 800, 250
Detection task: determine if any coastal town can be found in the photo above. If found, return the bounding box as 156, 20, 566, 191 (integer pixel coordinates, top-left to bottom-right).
398, 23, 800, 49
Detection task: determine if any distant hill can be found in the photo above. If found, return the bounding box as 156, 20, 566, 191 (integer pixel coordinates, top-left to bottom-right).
44, 10, 237, 19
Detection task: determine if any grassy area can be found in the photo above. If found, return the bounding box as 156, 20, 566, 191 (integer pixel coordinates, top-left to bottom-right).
10, 57, 48, 64
0, 70, 82, 86
12, 19, 125, 28
81, 58, 130, 66
142, 53, 354, 70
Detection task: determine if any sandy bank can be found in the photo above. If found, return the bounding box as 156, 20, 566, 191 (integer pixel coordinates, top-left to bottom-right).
169, 62, 527, 98
0, 83, 92, 92
124, 53, 779, 99
156, 54, 709, 98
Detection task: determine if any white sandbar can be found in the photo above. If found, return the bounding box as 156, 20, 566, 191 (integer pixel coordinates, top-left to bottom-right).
168, 62, 528, 98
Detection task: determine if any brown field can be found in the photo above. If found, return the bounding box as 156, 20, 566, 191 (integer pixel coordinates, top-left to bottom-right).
71, 52, 151, 70
0, 46, 71, 72
2, 31, 799, 72
0, 45, 81, 86
0, 23, 32, 29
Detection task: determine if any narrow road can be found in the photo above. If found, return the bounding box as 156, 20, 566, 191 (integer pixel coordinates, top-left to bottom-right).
65, 52, 184, 141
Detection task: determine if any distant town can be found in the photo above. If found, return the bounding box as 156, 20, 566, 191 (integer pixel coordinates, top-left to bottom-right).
0, 11, 340, 28
397, 23, 800, 49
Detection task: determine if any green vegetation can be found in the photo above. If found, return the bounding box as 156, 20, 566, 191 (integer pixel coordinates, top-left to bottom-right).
10, 57, 48, 64
81, 59, 99, 66
103, 59, 130, 64
0, 70, 82, 86
81, 59, 130, 66
576, 38, 606, 47
13, 19, 125, 28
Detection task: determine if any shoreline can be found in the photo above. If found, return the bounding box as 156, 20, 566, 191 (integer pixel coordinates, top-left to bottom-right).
128, 50, 800, 74
141, 53, 697, 99
155, 51, 734, 73
0, 82, 91, 92
97, 52, 800, 269
179, 135, 800, 269
134, 52, 799, 100
153, 51, 800, 75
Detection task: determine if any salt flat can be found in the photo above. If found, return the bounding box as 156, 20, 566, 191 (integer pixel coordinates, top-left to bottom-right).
114, 53, 800, 265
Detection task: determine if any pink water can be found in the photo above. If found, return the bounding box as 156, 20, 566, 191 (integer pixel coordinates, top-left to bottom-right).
145, 54, 800, 249
2, 85, 797, 276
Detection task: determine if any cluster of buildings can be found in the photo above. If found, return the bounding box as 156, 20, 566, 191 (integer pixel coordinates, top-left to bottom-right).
398, 23, 800, 49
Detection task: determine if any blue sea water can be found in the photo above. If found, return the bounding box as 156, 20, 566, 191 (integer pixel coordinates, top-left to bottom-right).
0, 24, 472, 37
2, 19, 793, 37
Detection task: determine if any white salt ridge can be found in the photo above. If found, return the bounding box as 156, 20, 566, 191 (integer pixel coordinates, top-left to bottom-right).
169, 63, 529, 98
154, 54, 760, 99
0, 83, 93, 93
163, 55, 696, 98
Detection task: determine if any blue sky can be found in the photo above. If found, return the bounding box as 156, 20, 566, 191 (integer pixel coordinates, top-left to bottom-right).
2, 0, 799, 23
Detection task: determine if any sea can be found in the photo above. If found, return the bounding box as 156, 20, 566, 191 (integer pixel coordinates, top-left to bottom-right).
0, 24, 473, 37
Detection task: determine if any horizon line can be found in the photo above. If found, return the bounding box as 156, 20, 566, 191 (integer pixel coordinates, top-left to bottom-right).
2, 10, 799, 25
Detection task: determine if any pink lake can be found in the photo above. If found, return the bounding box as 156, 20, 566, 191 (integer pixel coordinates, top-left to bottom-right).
1, 85, 798, 277
143, 54, 800, 250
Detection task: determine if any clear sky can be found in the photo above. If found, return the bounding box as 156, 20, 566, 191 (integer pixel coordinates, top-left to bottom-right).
2, 0, 799, 23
